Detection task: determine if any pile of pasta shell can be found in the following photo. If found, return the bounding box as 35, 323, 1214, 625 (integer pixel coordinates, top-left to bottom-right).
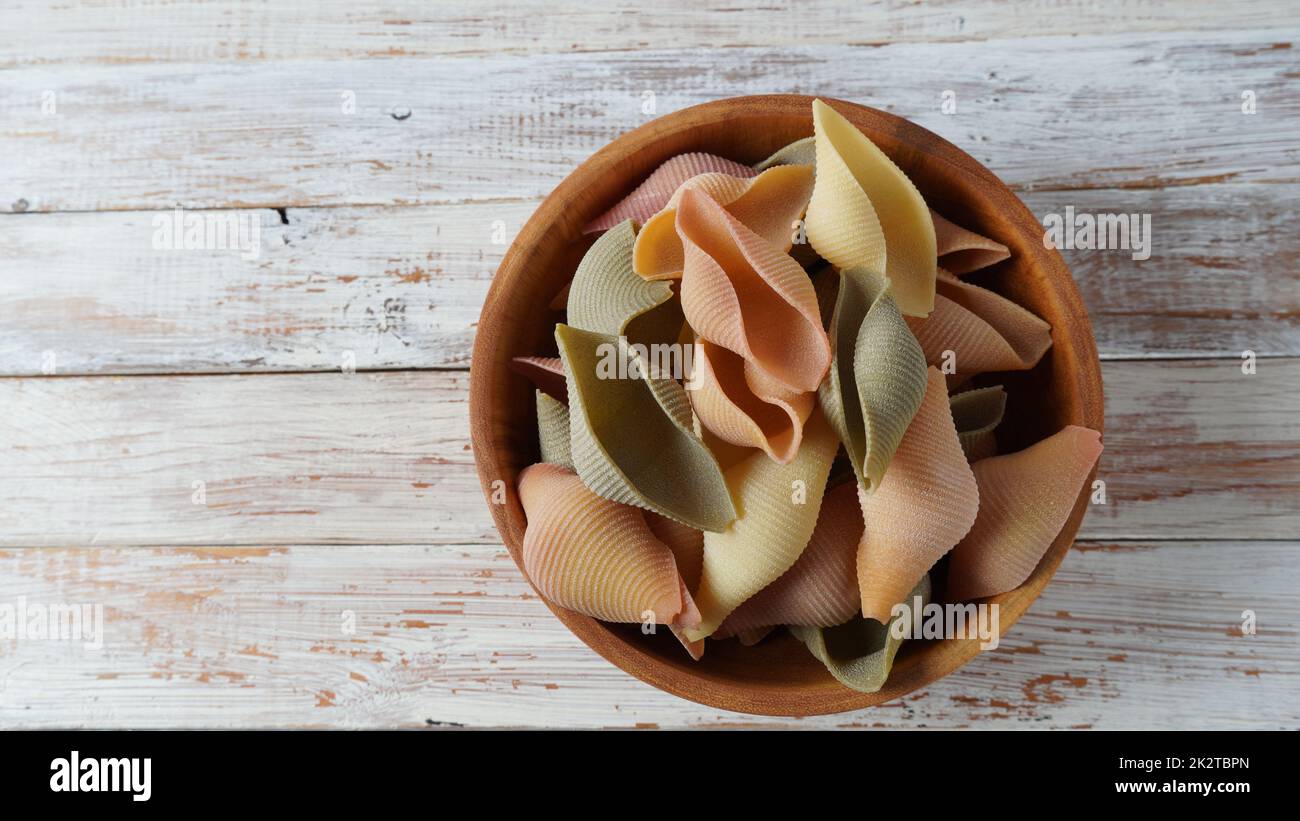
508, 99, 1102, 693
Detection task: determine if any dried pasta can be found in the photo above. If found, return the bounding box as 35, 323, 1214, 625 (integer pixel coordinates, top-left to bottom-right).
518, 463, 696, 626
856, 367, 979, 622
634, 164, 814, 280
585, 152, 757, 233
506, 99, 1101, 696
677, 186, 831, 393
556, 323, 736, 532
805, 99, 936, 317
684, 410, 840, 641
947, 426, 1103, 601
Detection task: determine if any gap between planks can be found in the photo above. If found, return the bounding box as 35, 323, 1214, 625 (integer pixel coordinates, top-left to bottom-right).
3, 28, 1298, 212
1, 360, 1297, 547
2, 182, 1296, 376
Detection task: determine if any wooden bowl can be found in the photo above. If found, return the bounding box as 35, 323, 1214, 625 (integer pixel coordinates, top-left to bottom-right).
469, 95, 1103, 716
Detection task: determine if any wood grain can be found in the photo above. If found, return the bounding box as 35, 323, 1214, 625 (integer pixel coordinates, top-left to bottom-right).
2, 3, 1295, 726
1, 360, 1296, 548
0, 203, 509, 375
3, 28, 1297, 213
2, 182, 1295, 376
3, 1, 1292, 66
0, 540, 1293, 728
0, 371, 495, 548
1082, 359, 1300, 539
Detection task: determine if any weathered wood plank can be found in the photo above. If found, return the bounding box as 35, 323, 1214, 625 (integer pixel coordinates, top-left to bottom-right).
0, 540, 1293, 728
3, 1, 1292, 66
0, 203, 511, 375
1083, 358, 1300, 539
0, 371, 495, 548
1034, 183, 1300, 360
1, 361, 1296, 546
3, 29, 1297, 212
1, 183, 1294, 376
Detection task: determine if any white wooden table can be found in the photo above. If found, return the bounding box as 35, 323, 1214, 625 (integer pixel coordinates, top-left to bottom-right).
1, 1, 1297, 729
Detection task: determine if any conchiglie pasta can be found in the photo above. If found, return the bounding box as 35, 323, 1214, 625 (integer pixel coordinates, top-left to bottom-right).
676, 187, 831, 393
567, 219, 673, 337
645, 512, 709, 660
949, 385, 1007, 462
585, 152, 756, 234
805, 98, 937, 317
518, 462, 690, 625
684, 409, 840, 641
935, 270, 1052, 368
688, 339, 813, 464
535, 390, 573, 470
556, 323, 737, 532
947, 426, 1102, 601
754, 136, 816, 171
717, 482, 862, 638
931, 210, 1011, 274
817, 266, 927, 492
905, 291, 1046, 376
634, 164, 814, 280
857, 367, 979, 622
790, 575, 930, 694
645, 513, 705, 595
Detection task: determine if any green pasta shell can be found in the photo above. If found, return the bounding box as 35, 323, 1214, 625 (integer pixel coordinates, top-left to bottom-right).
789, 574, 931, 694
817, 266, 928, 492
555, 323, 736, 532
753, 136, 816, 171
949, 384, 1007, 462
567, 219, 674, 338
535, 389, 574, 470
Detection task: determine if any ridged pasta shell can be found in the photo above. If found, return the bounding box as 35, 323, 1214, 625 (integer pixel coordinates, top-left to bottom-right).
518, 463, 688, 625
817, 266, 927, 491
645, 512, 705, 595
753, 136, 816, 171
688, 339, 813, 464
634, 165, 814, 280
805, 99, 936, 317
930, 269, 1052, 370
584, 152, 756, 234
947, 426, 1103, 601
949, 385, 1007, 462
555, 323, 736, 532
905, 288, 1049, 377
677, 187, 831, 394
535, 389, 573, 470
684, 409, 840, 641
567, 219, 673, 336
857, 367, 979, 622
645, 511, 709, 660
931, 210, 1011, 274
717, 482, 862, 637
790, 575, 930, 694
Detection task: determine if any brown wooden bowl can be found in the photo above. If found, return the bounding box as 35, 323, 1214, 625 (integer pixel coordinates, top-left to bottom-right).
469, 94, 1104, 716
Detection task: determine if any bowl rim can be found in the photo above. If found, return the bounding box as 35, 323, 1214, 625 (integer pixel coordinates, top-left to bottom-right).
469, 94, 1104, 717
